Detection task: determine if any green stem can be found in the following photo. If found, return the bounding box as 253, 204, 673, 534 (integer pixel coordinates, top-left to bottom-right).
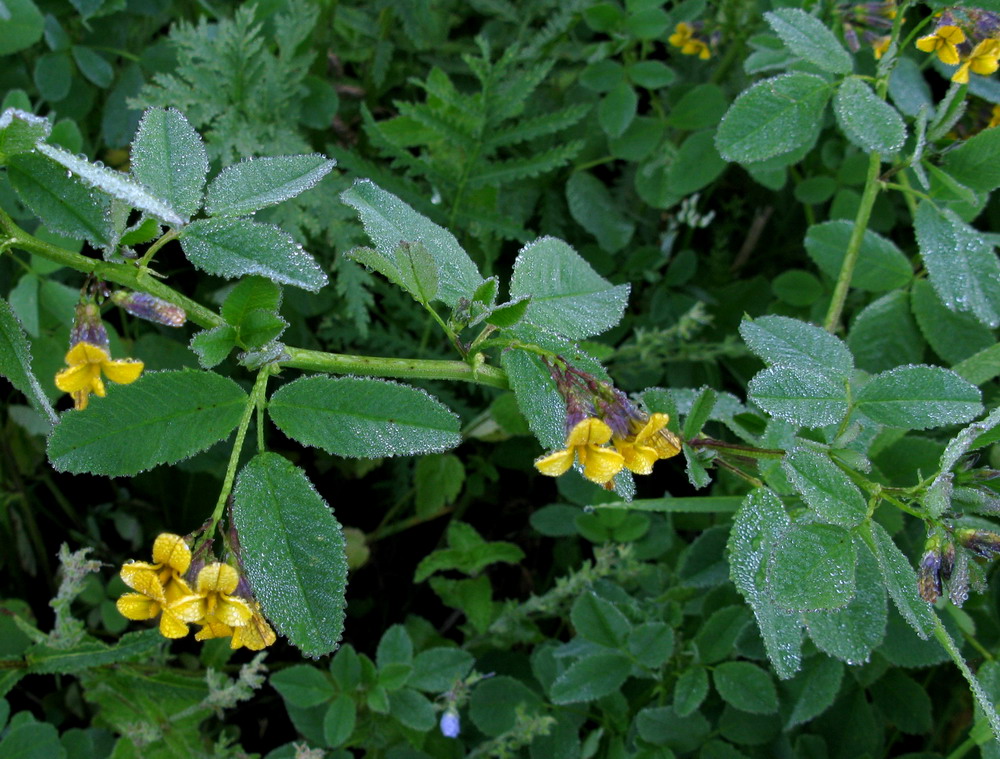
1, 208, 511, 390
281, 346, 508, 389
0, 208, 223, 329
136, 228, 180, 269
823, 150, 882, 332
204, 367, 272, 543
688, 438, 785, 460
934, 613, 1000, 747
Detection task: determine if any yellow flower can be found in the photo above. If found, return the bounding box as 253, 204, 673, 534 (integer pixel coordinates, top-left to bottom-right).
952, 38, 1000, 84
682, 38, 711, 59
534, 417, 625, 485
174, 562, 253, 635
54, 341, 143, 410
116, 533, 202, 639
668, 22, 694, 49
916, 25, 966, 65
989, 104, 1000, 128
613, 413, 682, 475
872, 36, 891, 60
231, 605, 277, 651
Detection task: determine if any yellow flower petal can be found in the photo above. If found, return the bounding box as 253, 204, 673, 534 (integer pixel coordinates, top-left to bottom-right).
215, 596, 253, 628
197, 563, 240, 594
55, 363, 97, 393
152, 533, 192, 574
616, 441, 659, 475
579, 445, 625, 484
534, 448, 575, 477
120, 562, 167, 602
102, 358, 144, 385
159, 609, 191, 639
169, 593, 208, 623
938, 25, 966, 45
195, 616, 234, 641
232, 613, 277, 651
64, 341, 109, 366
566, 418, 613, 447
116, 593, 160, 620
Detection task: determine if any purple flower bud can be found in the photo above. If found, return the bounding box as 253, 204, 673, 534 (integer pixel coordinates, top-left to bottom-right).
111, 290, 186, 327
918, 549, 942, 603
956, 528, 1000, 559
69, 302, 110, 353
440, 710, 460, 738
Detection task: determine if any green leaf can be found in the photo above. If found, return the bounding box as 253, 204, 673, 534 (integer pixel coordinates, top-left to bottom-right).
0, 0, 44, 56
855, 365, 982, 429
571, 592, 631, 648
693, 605, 751, 664
674, 666, 709, 716
580, 59, 625, 92
469, 676, 543, 736
389, 688, 435, 730
914, 202, 1000, 328
180, 217, 327, 292
394, 241, 439, 304
408, 648, 474, 692
727, 489, 802, 679
377, 625, 413, 668
781, 656, 843, 728
804, 220, 912, 292
954, 342, 1000, 386
713, 661, 779, 714
501, 349, 565, 450
666, 84, 729, 130
627, 60, 676, 89
0, 297, 56, 424
0, 108, 50, 162
222, 275, 281, 322
666, 129, 727, 196
783, 448, 867, 527
232, 452, 348, 658
484, 297, 529, 328
716, 73, 831, 164
764, 8, 853, 74
323, 694, 356, 748
33, 51, 71, 101
566, 171, 635, 254
682, 386, 717, 440
0, 721, 65, 759
865, 521, 935, 638
414, 521, 524, 582
636, 705, 711, 751
268, 375, 461, 458
7, 152, 111, 247
47, 370, 248, 476
24, 630, 161, 674
188, 325, 237, 369
740, 315, 853, 383
834, 77, 906, 154
943, 125, 1000, 193
130, 107, 207, 221
414, 453, 464, 518
870, 670, 932, 734
509, 237, 630, 339
598, 82, 638, 138
550, 651, 632, 704
911, 279, 994, 365
35, 142, 184, 227
270, 664, 336, 708
803, 544, 886, 663
747, 366, 848, 427
769, 523, 856, 611
628, 621, 674, 668
341, 179, 482, 307
70, 45, 112, 87
205, 154, 335, 216
847, 290, 924, 373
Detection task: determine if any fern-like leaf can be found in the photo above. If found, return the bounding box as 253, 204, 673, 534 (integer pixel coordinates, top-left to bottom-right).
485, 103, 591, 149
468, 141, 584, 187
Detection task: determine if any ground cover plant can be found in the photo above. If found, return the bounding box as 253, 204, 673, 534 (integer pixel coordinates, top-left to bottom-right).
3, 0, 1000, 757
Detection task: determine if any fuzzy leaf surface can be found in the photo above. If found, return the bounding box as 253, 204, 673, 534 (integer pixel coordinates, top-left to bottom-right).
206, 154, 335, 216
130, 107, 208, 220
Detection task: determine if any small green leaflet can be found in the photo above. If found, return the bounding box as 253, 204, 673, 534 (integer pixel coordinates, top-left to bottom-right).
205, 154, 336, 216
130, 107, 208, 221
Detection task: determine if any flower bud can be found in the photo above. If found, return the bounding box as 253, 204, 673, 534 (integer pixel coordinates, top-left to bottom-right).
440, 710, 461, 738
69, 301, 109, 353
111, 290, 186, 327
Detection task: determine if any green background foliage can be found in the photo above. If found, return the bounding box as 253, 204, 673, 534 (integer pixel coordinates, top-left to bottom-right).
3, 0, 1000, 757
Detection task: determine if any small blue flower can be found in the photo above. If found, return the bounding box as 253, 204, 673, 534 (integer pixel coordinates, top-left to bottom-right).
440, 710, 460, 738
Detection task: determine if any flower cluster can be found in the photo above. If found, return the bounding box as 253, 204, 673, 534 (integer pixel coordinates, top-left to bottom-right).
838, 0, 898, 59
533, 360, 681, 487
916, 9, 1000, 84
918, 527, 1000, 603
116, 533, 276, 650
668, 22, 712, 59
55, 301, 143, 410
